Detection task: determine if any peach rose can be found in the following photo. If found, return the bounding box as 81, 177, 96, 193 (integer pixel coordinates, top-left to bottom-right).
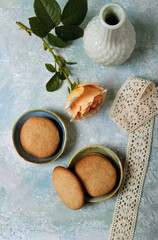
65, 82, 107, 121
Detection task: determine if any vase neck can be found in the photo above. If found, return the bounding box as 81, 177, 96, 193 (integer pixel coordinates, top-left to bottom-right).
100, 3, 126, 31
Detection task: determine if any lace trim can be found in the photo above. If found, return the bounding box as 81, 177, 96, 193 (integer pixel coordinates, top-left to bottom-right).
109, 77, 158, 240
110, 77, 158, 133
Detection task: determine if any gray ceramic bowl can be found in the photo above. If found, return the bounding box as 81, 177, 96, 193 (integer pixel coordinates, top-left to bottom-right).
12, 109, 67, 164
68, 145, 123, 202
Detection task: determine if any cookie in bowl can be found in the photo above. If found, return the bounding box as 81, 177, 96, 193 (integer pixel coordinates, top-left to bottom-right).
75, 152, 117, 197
12, 109, 67, 164
20, 116, 60, 158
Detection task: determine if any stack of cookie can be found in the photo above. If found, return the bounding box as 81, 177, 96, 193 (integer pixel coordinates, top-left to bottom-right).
52, 153, 117, 210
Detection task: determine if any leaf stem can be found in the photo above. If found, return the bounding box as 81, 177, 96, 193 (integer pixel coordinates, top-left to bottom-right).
40, 37, 57, 64
41, 37, 73, 87
63, 71, 72, 86
16, 21, 32, 35
16, 21, 73, 87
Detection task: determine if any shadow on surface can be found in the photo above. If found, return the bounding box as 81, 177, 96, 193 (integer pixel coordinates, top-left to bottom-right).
122, 19, 153, 66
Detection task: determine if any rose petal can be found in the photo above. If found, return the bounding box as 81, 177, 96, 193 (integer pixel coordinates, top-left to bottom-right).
65, 82, 107, 121
65, 86, 84, 109
74, 86, 102, 106
69, 86, 101, 118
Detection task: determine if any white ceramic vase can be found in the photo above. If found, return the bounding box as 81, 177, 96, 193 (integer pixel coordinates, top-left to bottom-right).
83, 3, 136, 66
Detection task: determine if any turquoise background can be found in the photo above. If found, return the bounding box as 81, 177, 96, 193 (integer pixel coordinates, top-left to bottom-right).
0, 0, 158, 239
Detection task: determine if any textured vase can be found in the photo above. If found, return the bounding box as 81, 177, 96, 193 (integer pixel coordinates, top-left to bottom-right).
83, 3, 136, 66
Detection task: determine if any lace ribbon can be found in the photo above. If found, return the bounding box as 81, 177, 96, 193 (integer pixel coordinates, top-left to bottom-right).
109, 77, 158, 240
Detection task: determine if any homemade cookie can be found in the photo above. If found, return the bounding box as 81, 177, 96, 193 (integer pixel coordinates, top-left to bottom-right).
20, 116, 60, 158
52, 166, 85, 210
75, 153, 117, 197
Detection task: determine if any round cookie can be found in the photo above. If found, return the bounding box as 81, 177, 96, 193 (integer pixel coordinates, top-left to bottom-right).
75, 153, 117, 197
52, 166, 85, 210
20, 116, 60, 158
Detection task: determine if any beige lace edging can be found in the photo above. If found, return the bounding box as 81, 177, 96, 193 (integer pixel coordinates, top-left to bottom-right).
109, 77, 158, 240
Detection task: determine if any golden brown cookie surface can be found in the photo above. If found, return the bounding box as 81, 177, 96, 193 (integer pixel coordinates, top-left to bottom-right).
75, 153, 117, 197
20, 116, 60, 158
52, 166, 85, 210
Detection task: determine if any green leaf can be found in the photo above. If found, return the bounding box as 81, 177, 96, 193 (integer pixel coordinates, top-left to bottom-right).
64, 66, 71, 75
46, 73, 59, 92
29, 17, 48, 37
55, 25, 83, 42
45, 63, 56, 72
66, 61, 77, 65
57, 72, 66, 80
62, 0, 88, 26
34, 0, 61, 32
48, 33, 66, 48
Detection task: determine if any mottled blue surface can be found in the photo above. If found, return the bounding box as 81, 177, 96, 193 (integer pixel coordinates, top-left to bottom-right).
0, 0, 158, 240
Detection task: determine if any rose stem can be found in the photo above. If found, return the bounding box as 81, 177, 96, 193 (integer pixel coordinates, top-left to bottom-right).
16, 21, 73, 86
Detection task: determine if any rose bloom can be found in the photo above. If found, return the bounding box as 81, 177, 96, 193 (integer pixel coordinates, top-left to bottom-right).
65, 82, 107, 121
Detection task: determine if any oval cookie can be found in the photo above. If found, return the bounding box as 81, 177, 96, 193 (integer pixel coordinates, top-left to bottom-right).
52, 166, 84, 210
20, 116, 60, 158
75, 153, 117, 197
